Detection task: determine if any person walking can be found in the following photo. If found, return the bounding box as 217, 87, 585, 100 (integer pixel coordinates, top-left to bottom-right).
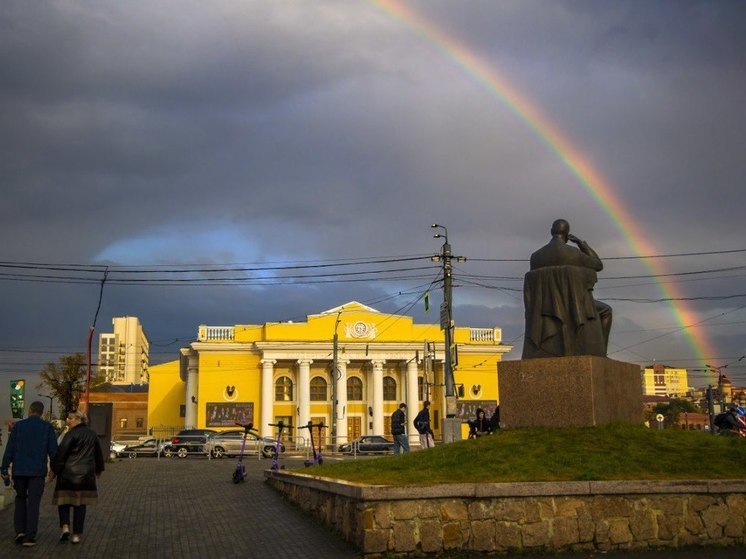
391, 403, 409, 454
1, 400, 58, 547
413, 400, 435, 449
51, 409, 105, 545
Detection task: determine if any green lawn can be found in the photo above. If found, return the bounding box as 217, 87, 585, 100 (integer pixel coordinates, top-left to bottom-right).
301, 423, 746, 486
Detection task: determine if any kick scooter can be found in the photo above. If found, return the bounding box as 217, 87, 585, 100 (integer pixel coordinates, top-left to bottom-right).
300, 420, 325, 467
232, 421, 258, 484
268, 421, 292, 471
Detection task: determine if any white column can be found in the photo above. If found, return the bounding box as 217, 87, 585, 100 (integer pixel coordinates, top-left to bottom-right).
371, 359, 385, 435
407, 357, 420, 447
183, 349, 199, 429
335, 360, 349, 444
260, 359, 276, 438
297, 359, 312, 434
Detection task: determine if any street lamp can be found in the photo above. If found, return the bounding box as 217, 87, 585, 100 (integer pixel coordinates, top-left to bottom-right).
37, 393, 54, 420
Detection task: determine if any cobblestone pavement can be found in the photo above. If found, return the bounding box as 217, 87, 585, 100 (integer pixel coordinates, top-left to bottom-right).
1, 453, 745, 559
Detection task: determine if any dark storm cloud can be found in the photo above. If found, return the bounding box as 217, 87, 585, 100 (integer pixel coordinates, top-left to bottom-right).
1, 1, 744, 388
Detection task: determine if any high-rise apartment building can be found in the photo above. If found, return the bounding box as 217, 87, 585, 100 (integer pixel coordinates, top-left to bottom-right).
642, 363, 689, 397
98, 316, 150, 385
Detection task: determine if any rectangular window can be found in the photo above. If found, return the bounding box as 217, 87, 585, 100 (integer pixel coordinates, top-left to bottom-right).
179, 405, 186, 418
136, 417, 144, 429
310, 379, 328, 401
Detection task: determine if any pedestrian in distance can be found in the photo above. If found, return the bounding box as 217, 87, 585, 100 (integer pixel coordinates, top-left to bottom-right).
413, 400, 435, 449
51, 409, 105, 545
489, 405, 501, 432
714, 405, 746, 436
391, 403, 409, 454
0, 400, 58, 547
468, 408, 492, 439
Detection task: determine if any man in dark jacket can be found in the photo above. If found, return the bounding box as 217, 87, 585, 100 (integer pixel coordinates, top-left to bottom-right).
1, 400, 58, 546
413, 401, 434, 449
718, 405, 746, 436
391, 403, 409, 454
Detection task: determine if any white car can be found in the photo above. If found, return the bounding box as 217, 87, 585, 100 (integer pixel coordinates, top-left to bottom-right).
109, 440, 127, 458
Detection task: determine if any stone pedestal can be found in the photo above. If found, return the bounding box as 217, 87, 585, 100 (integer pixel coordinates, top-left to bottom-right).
441, 417, 463, 444
499, 356, 642, 428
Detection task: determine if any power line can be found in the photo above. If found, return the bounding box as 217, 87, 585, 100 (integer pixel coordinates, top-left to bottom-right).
469, 247, 746, 262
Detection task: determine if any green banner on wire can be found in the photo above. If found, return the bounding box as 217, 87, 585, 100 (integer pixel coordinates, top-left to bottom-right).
10, 379, 25, 419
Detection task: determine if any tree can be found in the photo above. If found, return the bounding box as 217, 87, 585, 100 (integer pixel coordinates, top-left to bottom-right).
37, 353, 88, 418
650, 398, 699, 428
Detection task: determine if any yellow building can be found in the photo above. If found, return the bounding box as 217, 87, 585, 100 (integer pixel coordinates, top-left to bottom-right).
642, 363, 689, 397
147, 301, 511, 446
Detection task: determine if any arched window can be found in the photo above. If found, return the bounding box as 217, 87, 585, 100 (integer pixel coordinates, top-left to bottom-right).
310, 376, 328, 401
383, 376, 397, 401
275, 376, 293, 401
347, 377, 363, 401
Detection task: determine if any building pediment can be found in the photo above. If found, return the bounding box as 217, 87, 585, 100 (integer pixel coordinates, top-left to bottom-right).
317, 301, 380, 315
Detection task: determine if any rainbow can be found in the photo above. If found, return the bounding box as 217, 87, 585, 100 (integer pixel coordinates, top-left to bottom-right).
371, 0, 713, 367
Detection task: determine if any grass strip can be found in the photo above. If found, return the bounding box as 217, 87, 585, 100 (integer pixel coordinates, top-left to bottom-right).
300, 423, 746, 486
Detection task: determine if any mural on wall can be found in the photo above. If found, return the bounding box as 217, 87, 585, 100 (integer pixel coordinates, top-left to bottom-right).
206, 402, 254, 427
456, 400, 498, 423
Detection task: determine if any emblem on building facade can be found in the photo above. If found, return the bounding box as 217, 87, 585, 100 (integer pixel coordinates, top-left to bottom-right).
345, 321, 376, 339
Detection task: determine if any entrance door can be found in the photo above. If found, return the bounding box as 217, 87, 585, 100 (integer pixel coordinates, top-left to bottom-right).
273, 416, 293, 447
311, 416, 327, 449
88, 403, 113, 457
347, 416, 361, 441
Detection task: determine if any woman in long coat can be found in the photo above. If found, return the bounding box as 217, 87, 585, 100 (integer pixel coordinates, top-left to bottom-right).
51, 410, 105, 544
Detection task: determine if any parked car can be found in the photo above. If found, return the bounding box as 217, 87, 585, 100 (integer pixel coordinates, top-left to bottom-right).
162, 429, 218, 458
205, 429, 285, 459
122, 438, 164, 458
110, 440, 127, 458
338, 435, 394, 454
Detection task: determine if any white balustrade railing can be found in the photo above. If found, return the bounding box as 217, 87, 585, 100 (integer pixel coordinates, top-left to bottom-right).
197, 325, 235, 342
469, 327, 501, 343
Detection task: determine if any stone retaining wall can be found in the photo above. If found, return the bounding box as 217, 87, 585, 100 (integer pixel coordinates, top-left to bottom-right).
265, 472, 746, 556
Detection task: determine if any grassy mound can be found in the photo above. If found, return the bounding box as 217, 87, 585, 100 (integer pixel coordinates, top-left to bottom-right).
304, 423, 746, 486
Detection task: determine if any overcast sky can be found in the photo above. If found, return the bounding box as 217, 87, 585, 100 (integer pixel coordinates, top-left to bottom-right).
2, 0, 745, 421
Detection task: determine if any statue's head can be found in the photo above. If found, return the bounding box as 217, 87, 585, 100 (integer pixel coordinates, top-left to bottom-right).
551, 219, 570, 242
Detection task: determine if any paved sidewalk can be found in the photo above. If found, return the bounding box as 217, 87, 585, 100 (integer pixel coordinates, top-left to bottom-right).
0, 454, 360, 559
1, 454, 745, 558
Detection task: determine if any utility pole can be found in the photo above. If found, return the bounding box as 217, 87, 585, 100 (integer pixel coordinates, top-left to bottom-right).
37, 393, 54, 421
707, 363, 728, 413
330, 312, 342, 447
431, 224, 465, 443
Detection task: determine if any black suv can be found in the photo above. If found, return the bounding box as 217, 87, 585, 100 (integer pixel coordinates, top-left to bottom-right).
162, 429, 218, 458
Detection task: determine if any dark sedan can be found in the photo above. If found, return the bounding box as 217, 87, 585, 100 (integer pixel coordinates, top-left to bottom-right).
338, 435, 394, 454
122, 438, 164, 458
